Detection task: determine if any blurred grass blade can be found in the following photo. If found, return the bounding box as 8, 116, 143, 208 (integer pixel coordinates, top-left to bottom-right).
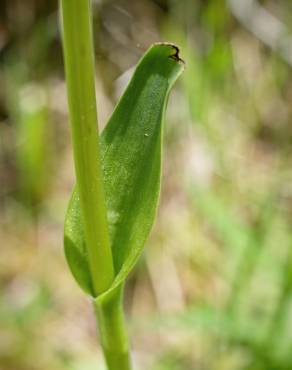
64, 43, 184, 296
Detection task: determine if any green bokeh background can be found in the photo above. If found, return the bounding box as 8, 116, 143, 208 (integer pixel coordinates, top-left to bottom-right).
1, 1, 292, 369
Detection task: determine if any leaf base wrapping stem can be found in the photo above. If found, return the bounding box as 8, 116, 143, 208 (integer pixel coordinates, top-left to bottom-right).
94, 285, 132, 370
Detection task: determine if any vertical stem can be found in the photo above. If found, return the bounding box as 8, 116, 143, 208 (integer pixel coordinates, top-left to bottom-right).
60, 2, 132, 369
60, 0, 114, 295
94, 286, 132, 370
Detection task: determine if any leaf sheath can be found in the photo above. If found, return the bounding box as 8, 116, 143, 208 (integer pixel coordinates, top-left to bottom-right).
64, 43, 184, 297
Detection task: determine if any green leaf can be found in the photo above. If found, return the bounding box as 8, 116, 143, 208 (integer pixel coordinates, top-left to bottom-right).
64, 43, 184, 297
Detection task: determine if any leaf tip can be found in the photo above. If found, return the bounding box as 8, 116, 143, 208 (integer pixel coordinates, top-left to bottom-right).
153, 42, 185, 66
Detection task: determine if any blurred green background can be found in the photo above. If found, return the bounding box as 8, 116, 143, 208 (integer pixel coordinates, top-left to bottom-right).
1, 0, 292, 369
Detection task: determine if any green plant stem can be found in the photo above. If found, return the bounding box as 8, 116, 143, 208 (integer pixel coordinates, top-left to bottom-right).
61, 1, 132, 369
60, 0, 114, 295
94, 286, 132, 370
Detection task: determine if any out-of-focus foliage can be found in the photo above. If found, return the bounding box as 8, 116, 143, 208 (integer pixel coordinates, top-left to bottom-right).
1, 1, 292, 369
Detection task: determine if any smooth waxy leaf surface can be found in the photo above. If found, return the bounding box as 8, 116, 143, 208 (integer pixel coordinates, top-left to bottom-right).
64, 43, 184, 297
